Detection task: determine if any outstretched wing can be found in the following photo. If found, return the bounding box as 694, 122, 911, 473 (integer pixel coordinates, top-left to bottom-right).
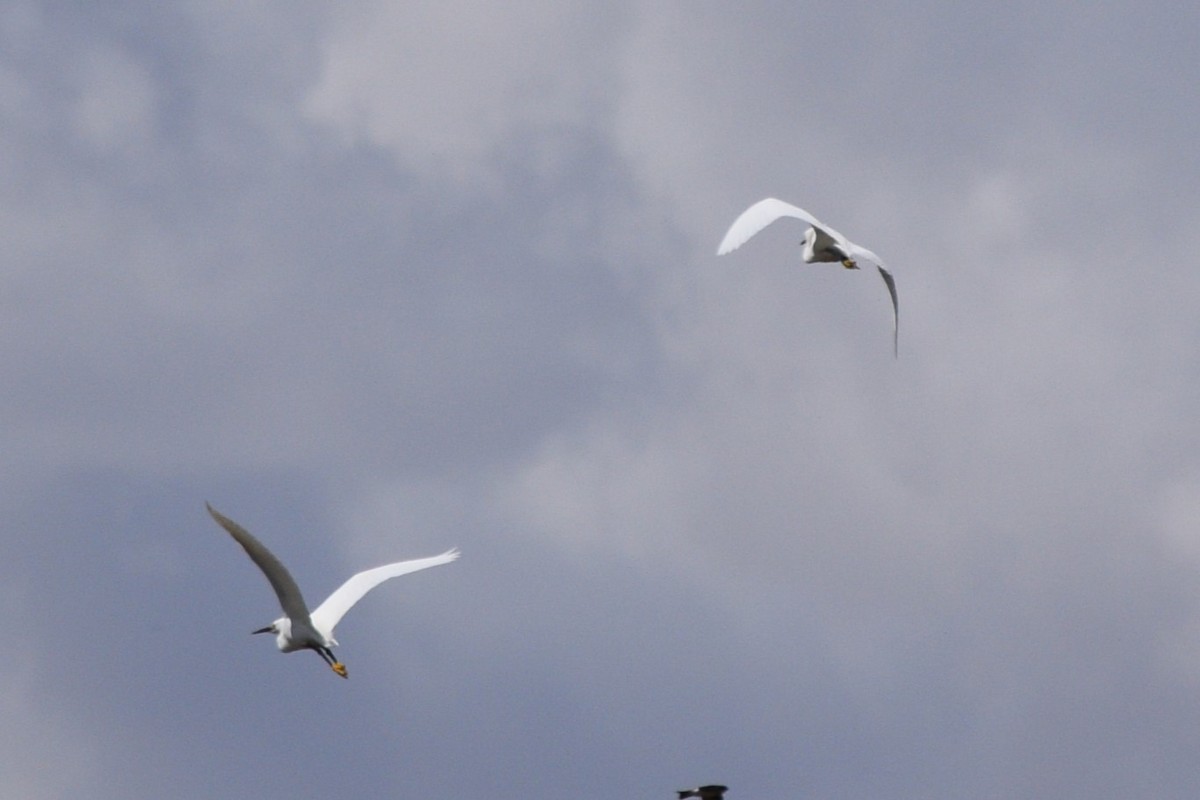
310, 548, 461, 637
844, 243, 900, 358
206, 502, 312, 622
875, 264, 899, 357
717, 197, 846, 255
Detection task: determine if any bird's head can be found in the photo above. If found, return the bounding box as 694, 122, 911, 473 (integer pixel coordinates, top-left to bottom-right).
252, 617, 293, 651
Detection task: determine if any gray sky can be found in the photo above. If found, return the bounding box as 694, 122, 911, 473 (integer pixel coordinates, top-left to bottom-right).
4, 2, 1200, 798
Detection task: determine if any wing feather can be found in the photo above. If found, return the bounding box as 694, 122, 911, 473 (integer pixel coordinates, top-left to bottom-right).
875, 264, 899, 357
206, 503, 312, 622
843, 244, 900, 357
310, 548, 461, 637
717, 197, 846, 254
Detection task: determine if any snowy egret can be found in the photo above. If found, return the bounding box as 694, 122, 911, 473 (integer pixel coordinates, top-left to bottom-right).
206, 502, 459, 678
717, 197, 899, 356
678, 786, 729, 800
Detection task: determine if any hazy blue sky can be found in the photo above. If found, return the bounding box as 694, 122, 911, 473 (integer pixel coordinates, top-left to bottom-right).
4, 2, 1200, 798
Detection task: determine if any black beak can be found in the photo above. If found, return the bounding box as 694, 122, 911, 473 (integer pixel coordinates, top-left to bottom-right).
252, 626, 273, 635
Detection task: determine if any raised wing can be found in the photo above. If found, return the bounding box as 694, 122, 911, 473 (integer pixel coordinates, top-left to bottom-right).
310, 548, 461, 637
717, 197, 846, 255
206, 503, 312, 622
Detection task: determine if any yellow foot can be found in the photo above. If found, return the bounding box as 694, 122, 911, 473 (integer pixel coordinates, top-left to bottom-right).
331, 662, 348, 678
841, 259, 858, 269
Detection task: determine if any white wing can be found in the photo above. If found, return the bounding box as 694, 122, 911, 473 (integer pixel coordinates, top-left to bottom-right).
207, 503, 313, 623
717, 197, 849, 255
875, 263, 899, 357
309, 548, 460, 637
841, 243, 899, 356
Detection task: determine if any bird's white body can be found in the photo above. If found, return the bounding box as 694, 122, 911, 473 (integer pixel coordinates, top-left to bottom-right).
206, 503, 459, 677
266, 617, 307, 652
717, 197, 899, 355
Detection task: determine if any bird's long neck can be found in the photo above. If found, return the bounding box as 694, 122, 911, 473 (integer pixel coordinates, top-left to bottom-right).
272, 617, 294, 651
801, 228, 818, 263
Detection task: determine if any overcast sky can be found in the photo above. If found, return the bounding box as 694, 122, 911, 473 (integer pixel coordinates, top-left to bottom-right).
4, 2, 1200, 798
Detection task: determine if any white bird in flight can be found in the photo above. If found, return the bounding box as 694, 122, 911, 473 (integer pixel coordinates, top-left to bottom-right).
206, 502, 459, 678
717, 197, 899, 356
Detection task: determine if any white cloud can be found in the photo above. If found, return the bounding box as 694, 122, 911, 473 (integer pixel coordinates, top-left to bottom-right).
73, 46, 158, 154
304, 2, 623, 182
